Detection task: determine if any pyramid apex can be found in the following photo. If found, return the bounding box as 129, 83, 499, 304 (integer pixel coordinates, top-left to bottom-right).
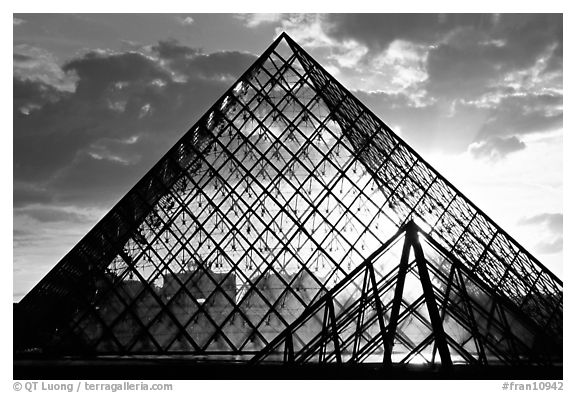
262, 32, 294, 55
277, 31, 290, 40
275, 31, 296, 46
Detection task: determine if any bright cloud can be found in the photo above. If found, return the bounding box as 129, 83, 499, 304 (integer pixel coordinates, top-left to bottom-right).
373, 40, 429, 91
13, 44, 77, 91
176, 16, 195, 26
237, 13, 283, 28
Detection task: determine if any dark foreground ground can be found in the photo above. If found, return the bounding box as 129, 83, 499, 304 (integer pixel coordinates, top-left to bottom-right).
14, 357, 562, 380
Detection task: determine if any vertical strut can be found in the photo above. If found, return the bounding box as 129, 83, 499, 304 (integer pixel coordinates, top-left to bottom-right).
284, 329, 295, 363
352, 269, 369, 361
456, 267, 488, 365
367, 262, 391, 365
327, 297, 342, 364
385, 228, 412, 364
410, 222, 453, 368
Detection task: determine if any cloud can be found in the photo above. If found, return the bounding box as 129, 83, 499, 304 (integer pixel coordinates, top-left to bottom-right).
14, 41, 257, 208
274, 14, 562, 153
468, 135, 526, 161
325, 14, 478, 51
266, 14, 371, 70
373, 40, 429, 90
176, 16, 194, 25
150, 40, 256, 81
277, 14, 339, 49
236, 13, 283, 28
425, 15, 561, 98
14, 17, 25, 26
14, 207, 92, 224
13, 44, 76, 90
275, 14, 562, 153
470, 93, 563, 147
400, 17, 556, 93
47, 151, 149, 205
14, 53, 32, 62
454, 39, 562, 150
352, 90, 491, 154
241, 13, 459, 50
322, 14, 559, 70
518, 212, 563, 254
13, 183, 53, 208
86, 135, 143, 165
63, 51, 170, 97
14, 77, 68, 115
535, 237, 563, 254
519, 213, 562, 235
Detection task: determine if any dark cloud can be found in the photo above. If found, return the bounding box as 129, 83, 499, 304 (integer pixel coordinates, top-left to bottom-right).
14, 14, 133, 52
49, 151, 151, 207
14, 78, 67, 115
151, 40, 256, 80
14, 207, 91, 224
496, 14, 562, 68
426, 15, 561, 98
325, 14, 493, 52
545, 43, 563, 73
13, 229, 34, 242
14, 53, 32, 62
13, 184, 54, 208
306, 13, 563, 157
469, 135, 526, 161
13, 44, 74, 89
14, 41, 257, 209
152, 39, 202, 61
323, 14, 561, 69
519, 213, 563, 235
321, 14, 561, 89
475, 93, 562, 140
426, 35, 505, 98
63, 51, 170, 98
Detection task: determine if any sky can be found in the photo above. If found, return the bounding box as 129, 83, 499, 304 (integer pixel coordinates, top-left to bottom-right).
12, 13, 563, 301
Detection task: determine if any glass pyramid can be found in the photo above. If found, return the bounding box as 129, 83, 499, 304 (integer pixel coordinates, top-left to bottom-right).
15, 33, 562, 367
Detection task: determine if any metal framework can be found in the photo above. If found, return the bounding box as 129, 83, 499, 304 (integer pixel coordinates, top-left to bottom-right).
15, 33, 562, 367
250, 222, 558, 366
